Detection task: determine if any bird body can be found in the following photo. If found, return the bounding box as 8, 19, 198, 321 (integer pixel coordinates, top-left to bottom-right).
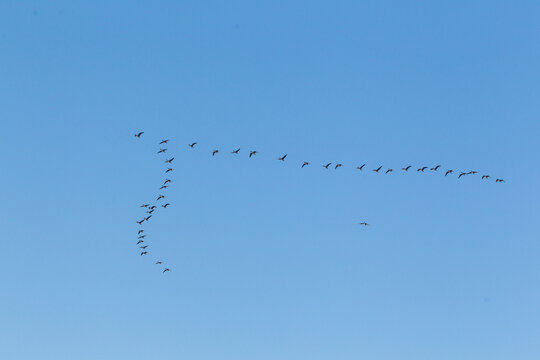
232, 148, 240, 154
301, 162, 310, 168
138, 230, 144, 234
155, 261, 162, 265
162, 203, 170, 208
160, 139, 169, 145
359, 222, 369, 226
157, 195, 165, 201
164, 179, 171, 184
431, 165, 441, 171
157, 148, 167, 154
163, 268, 170, 273
212, 150, 219, 156
140, 251, 148, 256
249, 151, 257, 158
165, 157, 174, 164
134, 132, 144, 138
482, 175, 490, 179
496, 178, 505, 183
137, 240, 144, 245
373, 166, 382, 173
160, 185, 168, 190
402, 166, 411, 171
458, 172, 467, 179
445, 170, 453, 176
323, 163, 331, 169
278, 154, 287, 161
140, 245, 148, 249
417, 166, 428, 172
165, 168, 173, 173
189, 142, 197, 148
385, 168, 393, 174
335, 163, 342, 169
357, 164, 365, 171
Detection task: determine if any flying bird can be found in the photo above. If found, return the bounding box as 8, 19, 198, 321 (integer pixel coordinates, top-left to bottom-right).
140, 204, 149, 208
160, 185, 168, 190
323, 163, 332, 169
137, 220, 144, 225
160, 139, 169, 145
138, 235, 146, 239
148, 206, 157, 210
335, 163, 343, 169
189, 142, 197, 148
359, 222, 369, 226
373, 166, 382, 173
163, 268, 170, 273
231, 148, 240, 154
163, 179, 172, 184
458, 172, 467, 179
157, 148, 167, 154
140, 245, 148, 249
430, 165, 441, 171
417, 167, 428, 172
165, 157, 174, 164
162, 203, 170, 208
136, 240, 144, 245
481, 175, 491, 179
356, 164, 365, 171
249, 151, 257, 158
156, 195, 165, 201
445, 170, 453, 176
155, 261, 162, 265
138, 230, 144, 235
212, 150, 219, 156
146, 209, 154, 214
278, 154, 287, 161
402, 165, 411, 171
301, 162, 310, 168
385, 168, 393, 174
140, 251, 148, 256
165, 168, 174, 173
134, 132, 144, 138
496, 178, 505, 183
145, 215, 152, 221
468, 171, 478, 175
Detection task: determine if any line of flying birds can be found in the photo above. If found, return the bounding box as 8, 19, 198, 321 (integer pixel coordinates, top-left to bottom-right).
134, 132, 171, 274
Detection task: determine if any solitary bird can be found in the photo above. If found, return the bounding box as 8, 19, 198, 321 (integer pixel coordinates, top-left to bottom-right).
189, 142, 197, 148
445, 170, 453, 176
162, 203, 170, 208
417, 166, 428, 172
323, 163, 332, 169
137, 240, 144, 245
385, 168, 393, 174
165, 168, 174, 173
231, 148, 240, 154
496, 178, 505, 183
134, 132, 144, 138
458, 172, 467, 179
140, 251, 148, 256
249, 151, 257, 158
138, 230, 144, 235
373, 166, 382, 173
157, 148, 167, 154
482, 175, 491, 179
335, 163, 343, 169
301, 162, 310, 168
163, 268, 170, 273
140, 245, 148, 249
359, 222, 369, 226
356, 164, 365, 171
212, 150, 219, 156
165, 157, 174, 164
164, 179, 172, 184
278, 154, 287, 161
160, 139, 169, 145
137, 219, 144, 225
431, 165, 441, 171
402, 165, 411, 171
160, 185, 168, 190
156, 195, 165, 201
155, 261, 162, 265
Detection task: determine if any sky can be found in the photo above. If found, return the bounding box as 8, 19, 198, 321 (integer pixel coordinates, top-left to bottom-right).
1, 1, 539, 359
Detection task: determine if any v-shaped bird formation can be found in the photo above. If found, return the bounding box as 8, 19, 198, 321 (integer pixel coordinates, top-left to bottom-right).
134, 131, 506, 273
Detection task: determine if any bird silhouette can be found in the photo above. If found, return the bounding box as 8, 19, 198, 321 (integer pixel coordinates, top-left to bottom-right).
140, 204, 149, 208
163, 179, 172, 184
163, 268, 170, 273
301, 162, 310, 168
417, 166, 428, 172
156, 195, 165, 201
165, 157, 174, 164
323, 163, 332, 169
137, 240, 144, 245
165, 168, 174, 173
138, 235, 146, 239
231, 148, 240, 154
430, 165, 441, 171
140, 251, 148, 256
148, 206, 157, 210
496, 178, 505, 183
249, 151, 258, 158
160, 185, 168, 190
157, 148, 167, 154
458, 172, 467, 179
212, 150, 219, 156
402, 165, 411, 171
335, 163, 343, 169
356, 164, 365, 171
160, 139, 169, 145
162, 203, 170, 208
189, 142, 197, 148
134, 132, 144, 138
146, 209, 154, 214
445, 170, 453, 176
155, 261, 162, 265
481, 175, 491, 179
385, 168, 393, 174
145, 215, 152, 221
278, 154, 287, 161
140, 245, 148, 249
138, 230, 144, 235
359, 222, 369, 226
468, 171, 478, 175
373, 166, 382, 173
137, 220, 144, 225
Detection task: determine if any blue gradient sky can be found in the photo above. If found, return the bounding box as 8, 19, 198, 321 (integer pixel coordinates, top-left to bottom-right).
1, 1, 539, 359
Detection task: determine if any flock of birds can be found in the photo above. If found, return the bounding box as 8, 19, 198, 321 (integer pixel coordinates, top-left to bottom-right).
133, 130, 505, 272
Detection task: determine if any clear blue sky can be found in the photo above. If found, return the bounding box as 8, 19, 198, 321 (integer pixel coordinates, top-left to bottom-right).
1, 1, 539, 359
